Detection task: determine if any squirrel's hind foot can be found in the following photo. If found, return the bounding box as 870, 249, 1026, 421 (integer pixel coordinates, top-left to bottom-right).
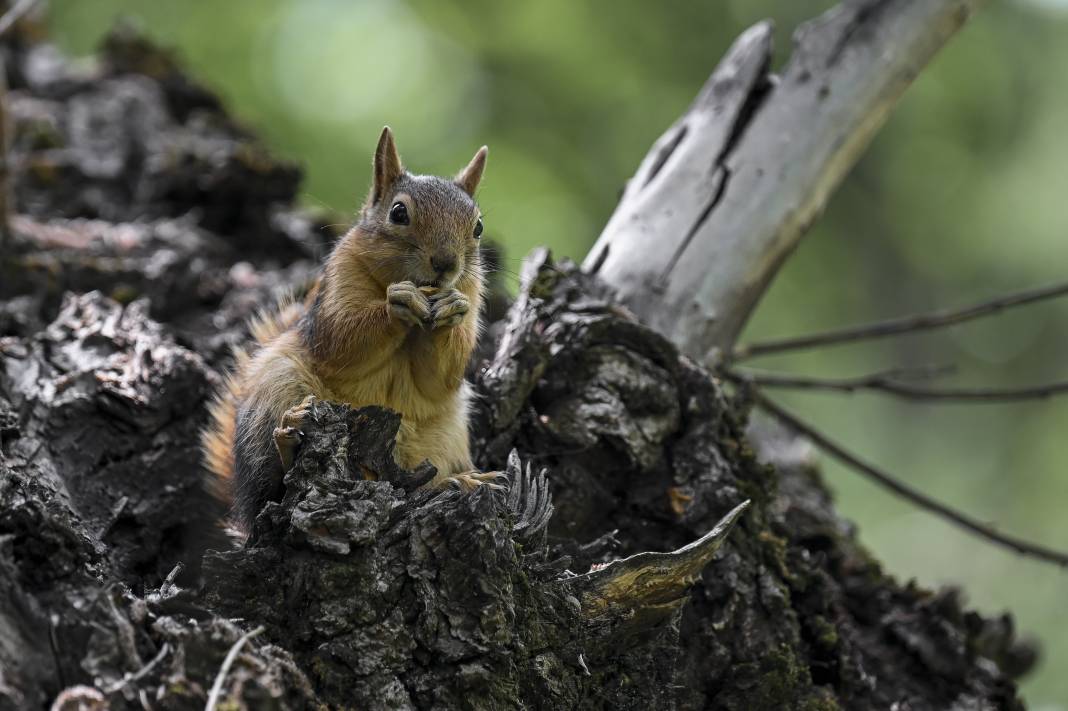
442, 470, 506, 492
274, 395, 316, 470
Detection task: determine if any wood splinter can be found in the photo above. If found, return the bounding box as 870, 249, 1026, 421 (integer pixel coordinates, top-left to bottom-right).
568, 499, 750, 629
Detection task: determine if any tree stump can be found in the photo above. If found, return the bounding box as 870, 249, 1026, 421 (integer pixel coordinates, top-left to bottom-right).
0, 10, 1032, 711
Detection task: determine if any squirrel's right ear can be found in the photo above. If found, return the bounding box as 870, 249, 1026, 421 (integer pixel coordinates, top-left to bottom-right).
372, 126, 404, 204
456, 146, 488, 197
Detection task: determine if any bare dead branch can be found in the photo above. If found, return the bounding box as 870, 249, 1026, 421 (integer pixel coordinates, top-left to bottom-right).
732, 367, 1068, 403
732, 280, 1068, 361
585, 0, 983, 359
752, 390, 1068, 568
0, 0, 40, 38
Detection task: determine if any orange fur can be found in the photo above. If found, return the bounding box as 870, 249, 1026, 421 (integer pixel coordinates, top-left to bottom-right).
201, 127, 489, 523
199, 295, 308, 502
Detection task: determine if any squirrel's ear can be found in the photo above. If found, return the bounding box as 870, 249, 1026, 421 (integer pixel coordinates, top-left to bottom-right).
372, 126, 404, 204
456, 146, 488, 197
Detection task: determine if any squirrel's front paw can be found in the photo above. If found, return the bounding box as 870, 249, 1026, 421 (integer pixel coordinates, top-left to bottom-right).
430, 289, 469, 329
274, 395, 315, 471
387, 281, 431, 327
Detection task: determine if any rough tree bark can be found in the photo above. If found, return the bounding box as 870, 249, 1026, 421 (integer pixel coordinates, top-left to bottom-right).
0, 5, 1034, 711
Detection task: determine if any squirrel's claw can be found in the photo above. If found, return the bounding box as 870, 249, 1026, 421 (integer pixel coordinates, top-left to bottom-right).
444, 470, 505, 492
274, 395, 316, 471
387, 281, 432, 327
430, 289, 469, 329
273, 426, 302, 472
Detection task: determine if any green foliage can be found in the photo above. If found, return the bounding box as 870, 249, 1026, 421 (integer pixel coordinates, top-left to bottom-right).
46, 1, 1068, 705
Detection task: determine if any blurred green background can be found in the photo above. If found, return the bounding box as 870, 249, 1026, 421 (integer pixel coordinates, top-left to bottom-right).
46, 0, 1068, 706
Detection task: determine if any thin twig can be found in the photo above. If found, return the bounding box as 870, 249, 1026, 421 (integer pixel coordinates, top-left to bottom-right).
752, 390, 1068, 568
0, 0, 40, 37
0, 53, 9, 252
106, 592, 142, 668
162, 562, 185, 588
734, 363, 955, 386
104, 642, 171, 695
731, 280, 1068, 361
96, 495, 129, 539
204, 625, 265, 711
732, 368, 1068, 403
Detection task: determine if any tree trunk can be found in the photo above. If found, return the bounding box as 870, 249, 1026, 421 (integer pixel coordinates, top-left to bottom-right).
0, 7, 1032, 711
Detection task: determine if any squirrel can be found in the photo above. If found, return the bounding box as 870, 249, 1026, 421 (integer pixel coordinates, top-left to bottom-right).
200, 127, 497, 532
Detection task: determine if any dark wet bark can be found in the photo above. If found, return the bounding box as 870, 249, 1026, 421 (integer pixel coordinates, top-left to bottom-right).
0, 11, 1031, 711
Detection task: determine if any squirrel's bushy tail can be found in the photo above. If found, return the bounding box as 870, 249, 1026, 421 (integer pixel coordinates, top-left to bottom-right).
200, 298, 307, 513
201, 354, 246, 506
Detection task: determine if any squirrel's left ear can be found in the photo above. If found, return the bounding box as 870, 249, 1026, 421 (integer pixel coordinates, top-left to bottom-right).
372, 126, 404, 204
455, 146, 488, 197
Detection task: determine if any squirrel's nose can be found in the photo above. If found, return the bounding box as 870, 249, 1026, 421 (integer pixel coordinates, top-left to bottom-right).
430, 254, 456, 275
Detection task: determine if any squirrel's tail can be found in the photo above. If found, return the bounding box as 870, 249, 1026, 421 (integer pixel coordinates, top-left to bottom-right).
200, 296, 308, 517
200, 351, 247, 508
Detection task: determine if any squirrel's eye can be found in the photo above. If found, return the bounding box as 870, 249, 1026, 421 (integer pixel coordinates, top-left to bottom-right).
388, 202, 409, 225
473, 218, 483, 239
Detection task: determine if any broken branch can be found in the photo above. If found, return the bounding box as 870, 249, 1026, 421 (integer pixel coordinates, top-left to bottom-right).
568, 500, 750, 631
585, 0, 983, 359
